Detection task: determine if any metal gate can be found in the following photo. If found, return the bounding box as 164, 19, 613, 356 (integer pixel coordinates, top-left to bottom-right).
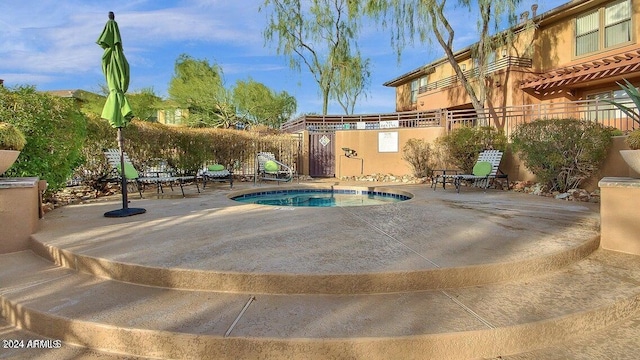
309, 132, 335, 177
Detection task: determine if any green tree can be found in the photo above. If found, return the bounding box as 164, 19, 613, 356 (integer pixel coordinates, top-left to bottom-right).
79, 87, 160, 122
168, 54, 234, 128
364, 0, 527, 125
261, 0, 369, 115
233, 78, 297, 128
332, 55, 370, 114
128, 87, 162, 122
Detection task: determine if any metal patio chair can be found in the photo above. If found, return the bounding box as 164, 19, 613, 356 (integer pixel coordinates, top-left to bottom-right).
433, 150, 509, 193
254, 152, 293, 185
104, 149, 198, 197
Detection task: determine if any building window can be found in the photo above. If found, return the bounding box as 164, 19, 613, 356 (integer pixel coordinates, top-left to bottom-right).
575, 0, 631, 57
164, 109, 183, 125
410, 79, 419, 104
605, 0, 632, 48
576, 11, 599, 56
419, 76, 428, 92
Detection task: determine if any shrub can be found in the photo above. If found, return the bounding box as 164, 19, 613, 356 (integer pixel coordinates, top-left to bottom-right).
435, 126, 507, 173
0, 86, 86, 193
626, 130, 640, 150
402, 138, 434, 177
0, 122, 27, 150
76, 118, 301, 187
610, 128, 624, 137
511, 118, 614, 192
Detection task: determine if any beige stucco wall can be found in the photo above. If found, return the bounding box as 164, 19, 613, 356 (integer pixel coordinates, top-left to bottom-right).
599, 177, 640, 255
332, 131, 634, 191
0, 177, 41, 254
537, 0, 640, 70
396, 83, 415, 112
582, 136, 636, 189
334, 127, 446, 177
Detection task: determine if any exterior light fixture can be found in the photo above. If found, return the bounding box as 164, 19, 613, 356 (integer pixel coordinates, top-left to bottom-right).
342, 147, 357, 158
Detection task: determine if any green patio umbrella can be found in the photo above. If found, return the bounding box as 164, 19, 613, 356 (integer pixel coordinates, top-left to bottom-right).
98, 11, 145, 217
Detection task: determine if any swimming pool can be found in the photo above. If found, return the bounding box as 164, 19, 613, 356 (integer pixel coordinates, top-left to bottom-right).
231, 188, 412, 207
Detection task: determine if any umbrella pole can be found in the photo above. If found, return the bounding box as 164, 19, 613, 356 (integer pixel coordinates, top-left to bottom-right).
104, 127, 146, 217
117, 127, 128, 210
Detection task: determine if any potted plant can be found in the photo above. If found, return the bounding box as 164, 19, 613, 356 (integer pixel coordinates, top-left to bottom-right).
604, 79, 640, 175
0, 122, 27, 175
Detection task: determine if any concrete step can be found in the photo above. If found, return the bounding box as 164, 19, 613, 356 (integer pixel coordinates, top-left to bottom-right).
483, 314, 640, 360
29, 235, 599, 295
2, 249, 640, 360
27, 190, 601, 295
0, 318, 150, 359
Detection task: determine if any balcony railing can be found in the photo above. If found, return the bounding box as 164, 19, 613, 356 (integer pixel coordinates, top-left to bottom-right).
419, 56, 533, 94
282, 97, 638, 136
281, 111, 442, 133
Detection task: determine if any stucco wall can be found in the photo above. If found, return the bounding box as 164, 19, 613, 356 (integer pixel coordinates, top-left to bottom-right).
332, 130, 634, 192
0, 177, 40, 254
334, 127, 446, 177
600, 177, 640, 255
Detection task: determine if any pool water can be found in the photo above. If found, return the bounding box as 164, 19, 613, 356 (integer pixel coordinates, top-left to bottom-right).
232, 189, 410, 207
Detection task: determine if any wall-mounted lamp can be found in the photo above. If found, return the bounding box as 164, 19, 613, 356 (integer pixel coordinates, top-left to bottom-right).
502, 49, 507, 58
342, 147, 357, 158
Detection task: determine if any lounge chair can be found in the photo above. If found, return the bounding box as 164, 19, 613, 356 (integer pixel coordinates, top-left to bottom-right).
104, 149, 199, 197
201, 163, 233, 189
254, 152, 293, 184
433, 149, 508, 193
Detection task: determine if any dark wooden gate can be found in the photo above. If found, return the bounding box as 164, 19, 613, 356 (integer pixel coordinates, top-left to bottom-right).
309, 132, 335, 177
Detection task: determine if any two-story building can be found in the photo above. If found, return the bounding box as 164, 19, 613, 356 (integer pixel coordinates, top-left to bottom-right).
384, 0, 640, 131
282, 0, 639, 179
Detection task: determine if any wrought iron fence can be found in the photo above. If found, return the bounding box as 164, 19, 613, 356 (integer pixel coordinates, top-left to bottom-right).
231, 133, 303, 177
282, 98, 638, 139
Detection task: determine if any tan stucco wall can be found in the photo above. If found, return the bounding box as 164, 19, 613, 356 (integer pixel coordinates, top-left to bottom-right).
502, 136, 634, 190
582, 136, 636, 189
334, 127, 446, 177
0, 177, 40, 254
396, 83, 415, 112
331, 131, 633, 190
537, 0, 640, 70
599, 177, 640, 255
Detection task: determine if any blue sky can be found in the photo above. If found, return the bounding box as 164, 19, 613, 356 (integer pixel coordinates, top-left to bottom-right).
0, 0, 566, 116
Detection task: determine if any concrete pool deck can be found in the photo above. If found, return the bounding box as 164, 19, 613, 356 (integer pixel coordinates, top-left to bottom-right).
2, 180, 640, 359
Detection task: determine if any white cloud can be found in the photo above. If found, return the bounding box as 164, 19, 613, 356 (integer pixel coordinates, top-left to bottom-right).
0, 0, 570, 115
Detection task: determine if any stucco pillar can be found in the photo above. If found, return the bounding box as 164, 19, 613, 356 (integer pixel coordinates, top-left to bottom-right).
0, 177, 40, 254
599, 177, 640, 255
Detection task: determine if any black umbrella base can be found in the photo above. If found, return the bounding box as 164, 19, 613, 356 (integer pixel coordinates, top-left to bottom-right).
104, 207, 146, 218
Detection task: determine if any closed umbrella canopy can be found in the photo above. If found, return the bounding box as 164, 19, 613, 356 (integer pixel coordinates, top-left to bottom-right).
97, 12, 133, 128
98, 12, 144, 218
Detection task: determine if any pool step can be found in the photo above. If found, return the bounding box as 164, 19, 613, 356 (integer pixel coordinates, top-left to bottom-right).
29, 235, 599, 295
2, 249, 640, 360
27, 191, 602, 295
